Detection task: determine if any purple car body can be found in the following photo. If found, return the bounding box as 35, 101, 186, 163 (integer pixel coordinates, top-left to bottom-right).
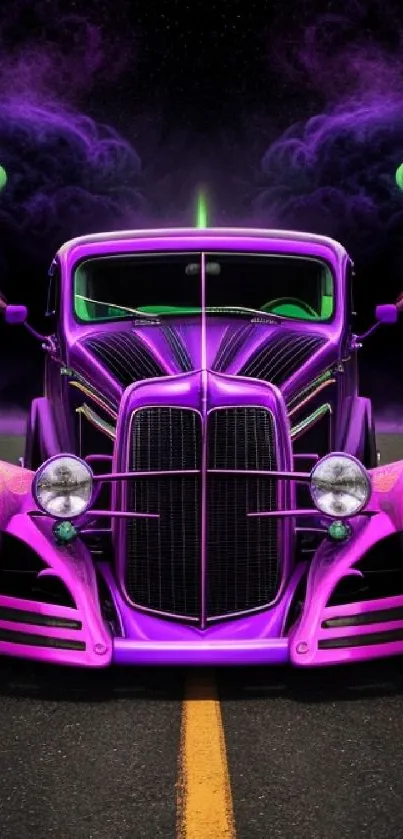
0, 227, 402, 668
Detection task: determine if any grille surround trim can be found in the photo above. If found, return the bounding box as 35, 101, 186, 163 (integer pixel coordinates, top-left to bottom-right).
205, 406, 281, 621
120, 404, 285, 625
121, 406, 203, 623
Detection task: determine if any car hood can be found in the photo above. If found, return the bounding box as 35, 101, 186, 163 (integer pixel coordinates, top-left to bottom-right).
73, 317, 337, 409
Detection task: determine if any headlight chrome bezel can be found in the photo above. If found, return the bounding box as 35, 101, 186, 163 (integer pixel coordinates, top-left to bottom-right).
32, 454, 94, 520
310, 452, 371, 519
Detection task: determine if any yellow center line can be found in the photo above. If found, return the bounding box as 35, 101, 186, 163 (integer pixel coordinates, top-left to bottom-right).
176, 669, 236, 839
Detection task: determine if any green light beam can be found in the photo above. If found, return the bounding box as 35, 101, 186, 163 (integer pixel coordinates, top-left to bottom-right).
196, 192, 208, 227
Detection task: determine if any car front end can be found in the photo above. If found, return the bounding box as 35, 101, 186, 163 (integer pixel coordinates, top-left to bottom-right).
1, 445, 403, 668
1, 228, 402, 668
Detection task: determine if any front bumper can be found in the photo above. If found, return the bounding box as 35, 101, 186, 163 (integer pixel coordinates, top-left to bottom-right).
113, 638, 289, 666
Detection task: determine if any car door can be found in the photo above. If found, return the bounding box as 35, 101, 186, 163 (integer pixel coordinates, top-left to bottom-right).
43, 259, 77, 455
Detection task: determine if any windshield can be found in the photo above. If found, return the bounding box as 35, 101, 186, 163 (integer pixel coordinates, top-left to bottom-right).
73, 252, 334, 323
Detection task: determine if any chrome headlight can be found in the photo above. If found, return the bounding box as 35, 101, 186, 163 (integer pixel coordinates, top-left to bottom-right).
33, 455, 93, 519
310, 453, 371, 518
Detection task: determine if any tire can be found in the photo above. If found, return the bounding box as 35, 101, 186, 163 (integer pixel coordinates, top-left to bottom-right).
24, 401, 43, 471
362, 415, 378, 469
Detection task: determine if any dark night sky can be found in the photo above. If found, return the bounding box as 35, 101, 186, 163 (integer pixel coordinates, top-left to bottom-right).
1, 0, 403, 413
2, 0, 403, 262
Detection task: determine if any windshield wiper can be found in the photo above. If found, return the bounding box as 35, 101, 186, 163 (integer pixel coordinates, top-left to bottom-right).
156, 307, 282, 319
76, 296, 282, 322
209, 306, 282, 319
75, 295, 160, 320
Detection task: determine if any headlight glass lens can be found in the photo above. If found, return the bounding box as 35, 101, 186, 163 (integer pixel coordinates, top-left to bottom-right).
310, 453, 371, 517
33, 455, 93, 519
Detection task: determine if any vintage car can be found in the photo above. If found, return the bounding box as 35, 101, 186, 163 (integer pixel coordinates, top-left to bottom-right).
0, 226, 402, 668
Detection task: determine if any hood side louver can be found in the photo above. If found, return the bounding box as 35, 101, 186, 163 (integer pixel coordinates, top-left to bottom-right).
161, 325, 193, 372
239, 333, 327, 387
213, 323, 255, 372
81, 331, 166, 388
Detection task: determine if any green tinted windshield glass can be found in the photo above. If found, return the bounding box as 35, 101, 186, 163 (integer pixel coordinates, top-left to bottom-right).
73, 252, 334, 322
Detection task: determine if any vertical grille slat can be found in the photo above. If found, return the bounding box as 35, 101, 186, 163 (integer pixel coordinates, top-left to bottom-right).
125, 408, 201, 618
206, 408, 280, 619
123, 405, 282, 622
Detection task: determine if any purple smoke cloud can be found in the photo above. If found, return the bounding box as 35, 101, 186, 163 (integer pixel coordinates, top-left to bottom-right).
0, 2, 148, 413
0, 0, 133, 103
254, 9, 403, 265
0, 101, 145, 257
0, 4, 145, 278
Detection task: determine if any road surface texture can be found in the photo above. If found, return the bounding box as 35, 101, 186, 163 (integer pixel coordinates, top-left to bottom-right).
0, 432, 402, 839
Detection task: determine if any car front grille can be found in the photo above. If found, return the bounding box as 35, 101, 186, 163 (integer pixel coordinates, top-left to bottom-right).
206, 408, 280, 618
126, 408, 201, 618
124, 406, 281, 623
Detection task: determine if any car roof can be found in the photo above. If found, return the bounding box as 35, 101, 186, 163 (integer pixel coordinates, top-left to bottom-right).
58, 227, 348, 261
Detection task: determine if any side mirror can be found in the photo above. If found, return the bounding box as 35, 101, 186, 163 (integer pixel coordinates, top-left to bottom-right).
357, 301, 400, 342
4, 304, 28, 325
0, 294, 28, 325
375, 303, 398, 325
0, 295, 49, 345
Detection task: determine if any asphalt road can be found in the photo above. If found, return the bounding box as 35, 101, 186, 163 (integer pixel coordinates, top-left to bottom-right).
0, 433, 403, 839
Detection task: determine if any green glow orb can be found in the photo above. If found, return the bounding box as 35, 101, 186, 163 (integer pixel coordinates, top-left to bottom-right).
395, 163, 403, 191
328, 520, 351, 541
53, 520, 77, 544
0, 165, 7, 191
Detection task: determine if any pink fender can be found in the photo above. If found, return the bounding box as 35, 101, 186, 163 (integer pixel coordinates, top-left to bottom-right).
291, 460, 403, 666
0, 460, 112, 667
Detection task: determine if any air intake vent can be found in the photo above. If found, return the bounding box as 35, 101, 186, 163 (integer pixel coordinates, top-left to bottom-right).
206, 408, 279, 618
123, 406, 281, 622
213, 323, 255, 372
239, 332, 326, 387
162, 325, 193, 372
125, 407, 201, 618
82, 331, 165, 388
0, 533, 75, 607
